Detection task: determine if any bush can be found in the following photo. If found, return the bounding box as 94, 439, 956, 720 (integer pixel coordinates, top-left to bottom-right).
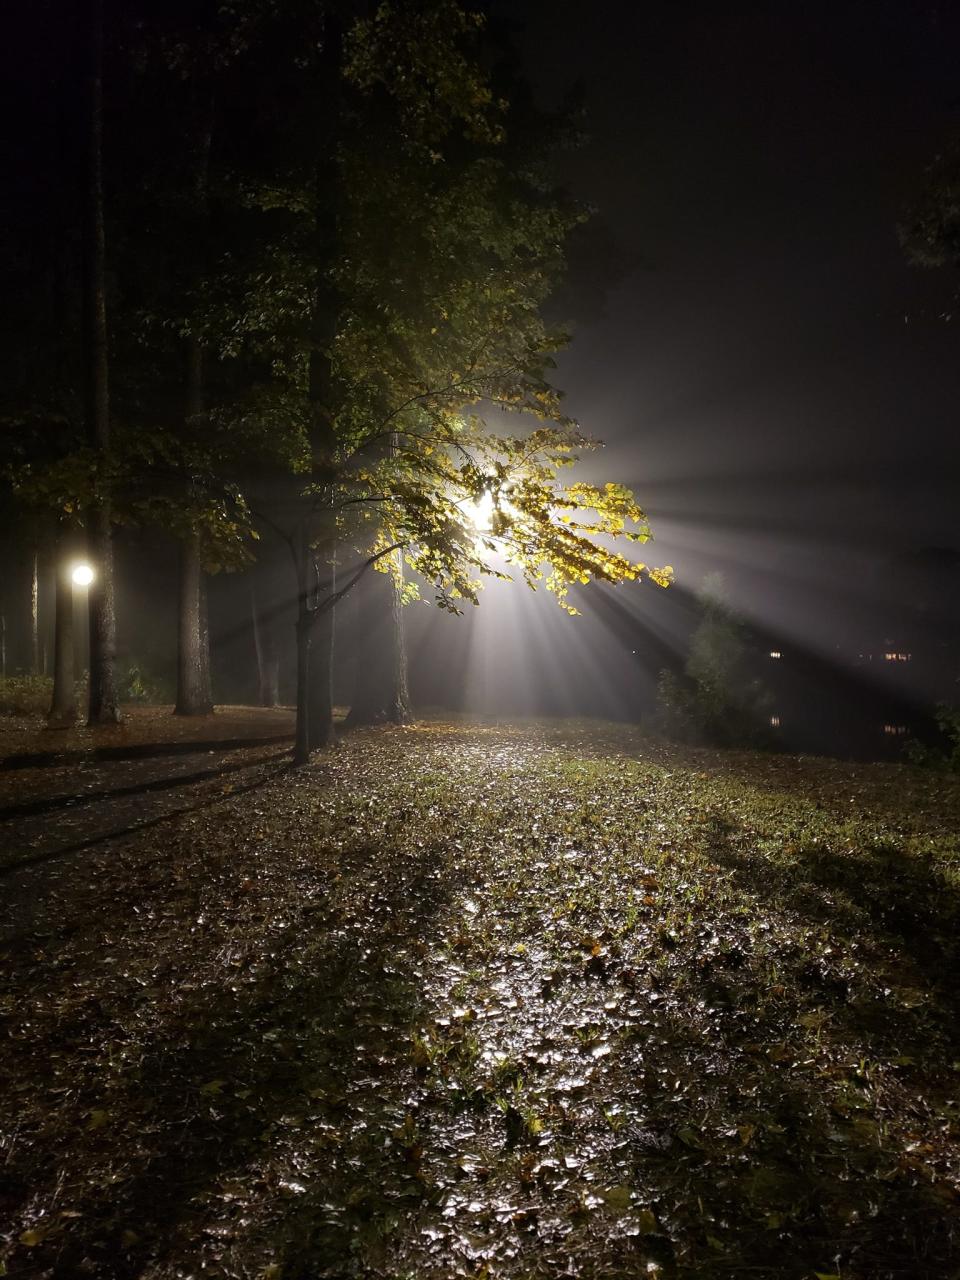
654, 573, 773, 749
904, 705, 960, 771
118, 658, 172, 704
0, 674, 54, 717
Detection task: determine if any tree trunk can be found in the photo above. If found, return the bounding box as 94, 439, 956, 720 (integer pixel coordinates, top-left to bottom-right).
251, 582, 280, 707
175, 534, 213, 715
30, 551, 40, 675
174, 90, 215, 716
308, 553, 336, 750
293, 541, 312, 765
83, 0, 120, 725
347, 552, 411, 726
346, 565, 389, 726
48, 557, 77, 724
389, 552, 412, 723
199, 569, 212, 704
175, 329, 214, 714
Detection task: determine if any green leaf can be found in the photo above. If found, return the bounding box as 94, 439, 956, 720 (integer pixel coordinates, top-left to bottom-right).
599, 1185, 632, 1211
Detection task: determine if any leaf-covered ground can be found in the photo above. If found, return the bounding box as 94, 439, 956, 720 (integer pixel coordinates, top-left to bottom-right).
0, 705, 294, 766
2, 719, 960, 1278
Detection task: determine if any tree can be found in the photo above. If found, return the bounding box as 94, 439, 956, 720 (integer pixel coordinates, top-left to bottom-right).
208, 0, 669, 762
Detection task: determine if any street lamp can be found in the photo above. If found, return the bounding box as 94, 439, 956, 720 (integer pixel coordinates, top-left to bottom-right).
71, 564, 94, 587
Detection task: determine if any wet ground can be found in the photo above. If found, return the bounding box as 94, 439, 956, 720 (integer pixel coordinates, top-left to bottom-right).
1, 718, 959, 1278
0, 707, 294, 940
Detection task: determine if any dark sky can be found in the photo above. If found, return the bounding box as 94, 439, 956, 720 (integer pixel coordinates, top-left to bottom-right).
501, 0, 960, 643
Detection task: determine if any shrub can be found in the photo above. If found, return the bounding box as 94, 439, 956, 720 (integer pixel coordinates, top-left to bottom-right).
0, 674, 54, 717
655, 574, 773, 749
118, 658, 172, 704
904, 705, 960, 771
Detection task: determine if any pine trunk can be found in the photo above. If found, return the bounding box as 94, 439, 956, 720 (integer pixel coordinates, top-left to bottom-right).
84, 0, 120, 725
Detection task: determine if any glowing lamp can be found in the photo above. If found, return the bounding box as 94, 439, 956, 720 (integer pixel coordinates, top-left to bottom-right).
72, 564, 94, 587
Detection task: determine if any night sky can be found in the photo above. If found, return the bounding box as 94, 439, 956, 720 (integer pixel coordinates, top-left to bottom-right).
500, 0, 960, 646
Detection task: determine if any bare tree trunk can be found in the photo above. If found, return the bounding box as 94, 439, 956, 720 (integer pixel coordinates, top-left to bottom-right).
174, 534, 213, 715
49, 557, 77, 724
251, 582, 280, 707
84, 0, 120, 725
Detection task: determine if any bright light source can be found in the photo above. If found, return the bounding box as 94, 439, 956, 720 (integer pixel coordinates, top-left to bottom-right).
72, 564, 94, 587
465, 491, 494, 532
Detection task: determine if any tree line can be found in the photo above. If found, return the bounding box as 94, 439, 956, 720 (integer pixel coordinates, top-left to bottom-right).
1, 0, 671, 762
